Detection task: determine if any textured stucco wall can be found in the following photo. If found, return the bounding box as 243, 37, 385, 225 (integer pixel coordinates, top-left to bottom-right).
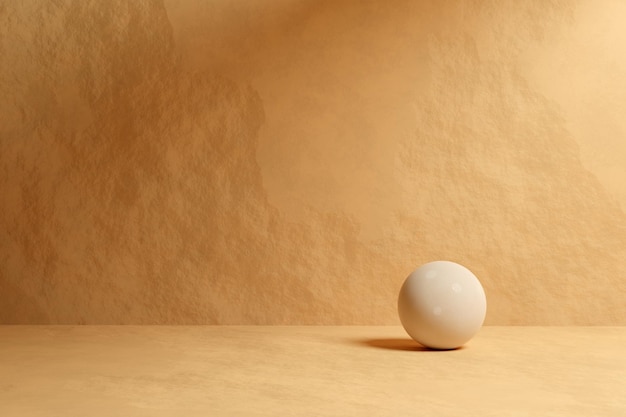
1, 0, 625, 324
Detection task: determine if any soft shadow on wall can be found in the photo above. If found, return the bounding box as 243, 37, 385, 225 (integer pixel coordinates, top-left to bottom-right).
1, 0, 625, 325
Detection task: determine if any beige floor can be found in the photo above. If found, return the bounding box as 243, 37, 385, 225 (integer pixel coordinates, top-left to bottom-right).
0, 326, 624, 416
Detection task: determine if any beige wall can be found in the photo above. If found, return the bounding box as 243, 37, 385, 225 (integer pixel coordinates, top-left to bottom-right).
1, 0, 625, 325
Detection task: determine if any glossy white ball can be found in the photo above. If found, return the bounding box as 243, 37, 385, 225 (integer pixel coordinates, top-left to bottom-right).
398, 261, 486, 349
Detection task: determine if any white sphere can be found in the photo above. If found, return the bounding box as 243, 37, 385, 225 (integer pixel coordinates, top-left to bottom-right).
398, 261, 486, 349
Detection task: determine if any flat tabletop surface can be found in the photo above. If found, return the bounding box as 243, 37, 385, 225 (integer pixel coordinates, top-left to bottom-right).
1, 326, 624, 416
